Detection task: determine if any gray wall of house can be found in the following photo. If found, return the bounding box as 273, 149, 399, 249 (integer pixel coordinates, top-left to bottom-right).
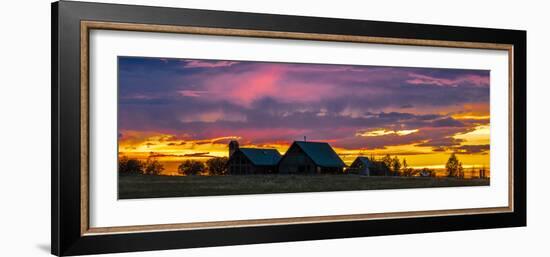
278, 145, 318, 174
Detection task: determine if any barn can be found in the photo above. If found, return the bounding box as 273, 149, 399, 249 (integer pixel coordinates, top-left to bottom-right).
348, 156, 391, 176
227, 140, 281, 174
278, 141, 346, 174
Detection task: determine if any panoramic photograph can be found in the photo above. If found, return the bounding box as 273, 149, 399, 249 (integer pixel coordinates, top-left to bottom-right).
117, 56, 490, 199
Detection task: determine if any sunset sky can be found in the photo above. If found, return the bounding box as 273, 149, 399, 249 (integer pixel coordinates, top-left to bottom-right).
118, 56, 490, 173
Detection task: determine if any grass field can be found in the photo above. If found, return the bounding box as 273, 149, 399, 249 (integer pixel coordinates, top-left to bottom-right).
118, 174, 490, 199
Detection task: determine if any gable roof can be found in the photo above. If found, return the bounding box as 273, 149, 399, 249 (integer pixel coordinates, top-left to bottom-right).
352, 156, 389, 169
239, 148, 281, 166
354, 156, 371, 165
352, 156, 376, 168
293, 141, 346, 168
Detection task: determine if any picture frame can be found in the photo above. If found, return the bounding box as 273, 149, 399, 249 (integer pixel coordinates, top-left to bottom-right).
51, 1, 526, 256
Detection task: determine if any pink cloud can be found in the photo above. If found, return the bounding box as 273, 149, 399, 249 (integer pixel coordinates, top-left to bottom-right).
182, 64, 351, 107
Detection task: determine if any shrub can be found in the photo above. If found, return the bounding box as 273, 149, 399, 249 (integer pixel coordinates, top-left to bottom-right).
178, 160, 205, 176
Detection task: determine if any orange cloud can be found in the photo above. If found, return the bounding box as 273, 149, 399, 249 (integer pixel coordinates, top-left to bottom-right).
356, 129, 420, 137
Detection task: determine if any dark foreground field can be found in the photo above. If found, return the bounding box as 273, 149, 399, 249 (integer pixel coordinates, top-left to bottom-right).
118, 174, 490, 199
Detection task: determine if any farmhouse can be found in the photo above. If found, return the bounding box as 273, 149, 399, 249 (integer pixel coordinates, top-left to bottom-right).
226, 140, 282, 174
278, 141, 346, 174
347, 156, 391, 176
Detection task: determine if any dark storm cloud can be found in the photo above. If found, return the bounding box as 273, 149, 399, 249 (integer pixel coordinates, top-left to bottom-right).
118, 56, 490, 150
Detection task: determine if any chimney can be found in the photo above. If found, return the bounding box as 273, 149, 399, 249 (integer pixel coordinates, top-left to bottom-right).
304, 136, 307, 142
229, 140, 239, 158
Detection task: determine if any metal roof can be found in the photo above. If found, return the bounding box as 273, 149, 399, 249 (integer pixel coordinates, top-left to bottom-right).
293, 141, 346, 168
353, 156, 376, 167
355, 156, 371, 165
239, 148, 282, 166
352, 156, 389, 169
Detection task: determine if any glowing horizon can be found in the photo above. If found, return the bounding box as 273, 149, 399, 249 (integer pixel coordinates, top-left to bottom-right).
118, 56, 490, 173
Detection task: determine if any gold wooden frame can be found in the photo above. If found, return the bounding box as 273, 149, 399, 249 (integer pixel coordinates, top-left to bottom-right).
80, 20, 514, 236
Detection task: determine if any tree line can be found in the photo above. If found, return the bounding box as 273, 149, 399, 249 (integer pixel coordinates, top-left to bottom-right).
177, 157, 228, 176
445, 153, 488, 179
119, 153, 487, 178
368, 154, 436, 177
118, 156, 229, 176
118, 156, 165, 175
370, 153, 487, 178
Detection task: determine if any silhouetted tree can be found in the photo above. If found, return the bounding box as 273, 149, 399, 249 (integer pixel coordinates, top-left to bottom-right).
391, 156, 401, 176
458, 161, 464, 178
144, 158, 164, 175
445, 153, 460, 177
206, 157, 228, 175
118, 156, 144, 174
479, 166, 487, 179
401, 158, 414, 176
419, 167, 436, 177
178, 160, 205, 176
382, 154, 392, 173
